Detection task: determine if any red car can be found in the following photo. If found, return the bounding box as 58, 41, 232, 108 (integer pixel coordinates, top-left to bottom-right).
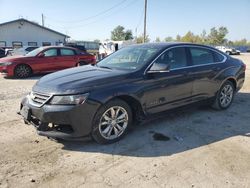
0, 46, 96, 78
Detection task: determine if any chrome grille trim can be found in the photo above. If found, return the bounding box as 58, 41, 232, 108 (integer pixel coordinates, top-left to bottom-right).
29, 92, 52, 107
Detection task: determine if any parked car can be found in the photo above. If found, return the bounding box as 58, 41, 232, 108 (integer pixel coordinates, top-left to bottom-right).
0, 48, 6, 58
19, 43, 245, 144
0, 46, 96, 78
64, 44, 87, 52
10, 46, 39, 56
215, 46, 240, 55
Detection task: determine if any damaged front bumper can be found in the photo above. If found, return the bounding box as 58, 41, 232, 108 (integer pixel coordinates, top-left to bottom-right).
19, 95, 101, 140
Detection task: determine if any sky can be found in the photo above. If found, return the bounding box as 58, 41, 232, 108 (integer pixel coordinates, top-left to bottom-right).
0, 0, 249, 41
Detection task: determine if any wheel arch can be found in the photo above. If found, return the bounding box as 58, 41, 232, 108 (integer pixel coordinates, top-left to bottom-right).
117, 95, 145, 121
14, 63, 33, 73
226, 77, 237, 90
97, 94, 146, 122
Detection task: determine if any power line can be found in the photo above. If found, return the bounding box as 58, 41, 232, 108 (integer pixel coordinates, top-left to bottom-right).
57, 0, 139, 29
46, 0, 128, 24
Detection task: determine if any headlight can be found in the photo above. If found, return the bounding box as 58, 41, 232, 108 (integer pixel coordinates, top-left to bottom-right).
49, 93, 89, 105
0, 62, 13, 66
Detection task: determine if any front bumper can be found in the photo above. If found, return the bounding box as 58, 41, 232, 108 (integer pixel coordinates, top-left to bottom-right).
0, 65, 13, 76
20, 95, 101, 140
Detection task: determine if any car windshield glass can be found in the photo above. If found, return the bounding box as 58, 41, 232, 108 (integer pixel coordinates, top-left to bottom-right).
97, 46, 160, 70
25, 47, 44, 57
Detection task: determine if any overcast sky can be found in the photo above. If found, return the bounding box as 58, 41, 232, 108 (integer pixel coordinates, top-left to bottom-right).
0, 0, 249, 41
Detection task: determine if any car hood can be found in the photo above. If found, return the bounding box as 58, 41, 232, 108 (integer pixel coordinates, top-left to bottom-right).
33, 65, 131, 94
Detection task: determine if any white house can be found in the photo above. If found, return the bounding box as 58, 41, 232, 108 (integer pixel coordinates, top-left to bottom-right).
0, 18, 69, 48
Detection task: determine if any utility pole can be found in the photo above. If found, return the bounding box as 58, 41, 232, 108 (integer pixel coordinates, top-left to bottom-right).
143, 0, 147, 43
42, 14, 44, 26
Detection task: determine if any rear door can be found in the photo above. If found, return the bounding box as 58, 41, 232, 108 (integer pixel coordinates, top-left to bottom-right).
142, 47, 193, 114
187, 47, 226, 101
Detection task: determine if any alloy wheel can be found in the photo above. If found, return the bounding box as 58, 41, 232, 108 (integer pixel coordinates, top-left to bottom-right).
219, 84, 233, 108
15, 65, 31, 78
99, 106, 128, 140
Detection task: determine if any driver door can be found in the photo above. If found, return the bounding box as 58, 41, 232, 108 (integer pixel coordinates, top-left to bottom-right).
142, 47, 193, 114
33, 48, 59, 72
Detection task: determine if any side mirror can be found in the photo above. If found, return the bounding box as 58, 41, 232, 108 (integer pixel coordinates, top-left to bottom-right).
147, 63, 170, 73
37, 53, 45, 58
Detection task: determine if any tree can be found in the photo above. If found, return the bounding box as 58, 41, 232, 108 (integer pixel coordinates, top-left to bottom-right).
111, 25, 133, 41
200, 30, 207, 44
231, 39, 247, 46
207, 27, 228, 45
125, 30, 133, 40
136, 34, 150, 43
176, 35, 181, 41
164, 36, 174, 42
180, 31, 202, 43
155, 37, 161, 42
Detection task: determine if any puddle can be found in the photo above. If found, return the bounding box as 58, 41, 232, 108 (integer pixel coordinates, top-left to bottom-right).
152, 132, 170, 141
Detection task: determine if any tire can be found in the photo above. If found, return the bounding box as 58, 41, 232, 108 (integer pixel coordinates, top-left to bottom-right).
91, 99, 132, 144
14, 64, 32, 78
77, 61, 88, 66
211, 81, 235, 110
226, 51, 231, 55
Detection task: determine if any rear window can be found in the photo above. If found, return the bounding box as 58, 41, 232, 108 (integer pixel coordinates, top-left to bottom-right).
60, 49, 75, 56
213, 51, 225, 62
190, 47, 214, 65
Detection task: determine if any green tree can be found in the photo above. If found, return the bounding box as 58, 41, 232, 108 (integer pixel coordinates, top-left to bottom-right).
111, 25, 133, 41
125, 30, 133, 40
180, 31, 202, 43
164, 36, 174, 42
136, 34, 150, 43
200, 30, 207, 44
155, 37, 161, 42
232, 39, 247, 46
176, 35, 181, 41
207, 27, 228, 45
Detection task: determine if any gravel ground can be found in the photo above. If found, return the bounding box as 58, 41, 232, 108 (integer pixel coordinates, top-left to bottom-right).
0, 54, 250, 188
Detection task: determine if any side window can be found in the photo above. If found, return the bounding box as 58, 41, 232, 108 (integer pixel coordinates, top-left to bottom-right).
60, 49, 75, 56
213, 51, 225, 62
190, 48, 214, 65
26, 47, 37, 52
43, 49, 57, 57
153, 47, 187, 69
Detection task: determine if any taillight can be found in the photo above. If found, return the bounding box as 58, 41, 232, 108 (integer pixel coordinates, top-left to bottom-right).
243, 63, 246, 71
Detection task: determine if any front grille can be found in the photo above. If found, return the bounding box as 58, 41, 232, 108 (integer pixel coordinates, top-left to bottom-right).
30, 92, 51, 107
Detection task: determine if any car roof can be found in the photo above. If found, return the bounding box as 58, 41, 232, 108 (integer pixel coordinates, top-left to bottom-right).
40, 46, 78, 51
131, 42, 215, 49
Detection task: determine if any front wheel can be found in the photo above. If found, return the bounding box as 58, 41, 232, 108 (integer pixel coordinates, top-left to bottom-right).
211, 81, 235, 110
92, 99, 132, 144
14, 64, 32, 78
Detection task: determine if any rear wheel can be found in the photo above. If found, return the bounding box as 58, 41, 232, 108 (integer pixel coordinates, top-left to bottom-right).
211, 81, 235, 110
92, 99, 132, 144
14, 64, 32, 78
226, 51, 231, 55
77, 61, 88, 66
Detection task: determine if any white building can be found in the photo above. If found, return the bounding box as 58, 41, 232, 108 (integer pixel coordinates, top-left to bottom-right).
0, 18, 69, 48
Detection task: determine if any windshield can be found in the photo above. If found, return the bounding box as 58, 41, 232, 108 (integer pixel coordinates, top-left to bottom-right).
25, 47, 44, 57
97, 46, 160, 70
